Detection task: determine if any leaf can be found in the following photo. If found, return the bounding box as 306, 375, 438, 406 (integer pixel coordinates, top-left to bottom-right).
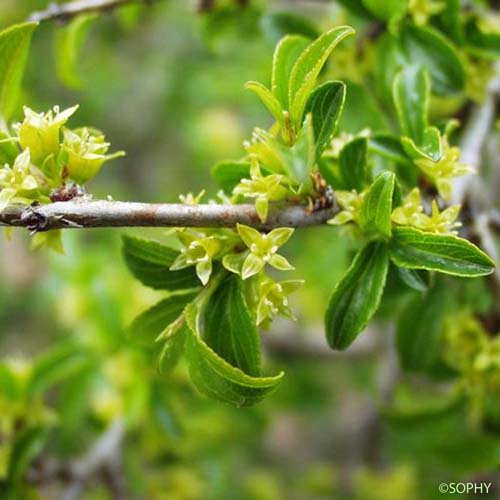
0, 132, 19, 165
203, 274, 262, 376
362, 0, 407, 23
396, 284, 448, 372
339, 137, 369, 190
54, 14, 95, 89
245, 81, 283, 125
390, 227, 495, 277
399, 24, 465, 95
211, 160, 252, 193
304, 81, 346, 160
271, 34, 310, 110
396, 266, 428, 292
260, 12, 318, 45
369, 134, 410, 165
0, 23, 37, 120
27, 344, 90, 397
289, 26, 355, 129
122, 235, 200, 290
288, 113, 315, 182
325, 242, 389, 350
8, 427, 49, 484
336, 0, 374, 19
184, 304, 283, 407
360, 171, 395, 237
128, 291, 198, 347
393, 65, 429, 145
464, 19, 500, 59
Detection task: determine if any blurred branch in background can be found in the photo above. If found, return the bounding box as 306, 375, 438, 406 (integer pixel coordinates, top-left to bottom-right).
0, 201, 338, 231
28, 0, 156, 23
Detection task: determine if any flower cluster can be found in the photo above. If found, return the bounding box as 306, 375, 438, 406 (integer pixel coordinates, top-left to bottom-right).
0, 105, 124, 211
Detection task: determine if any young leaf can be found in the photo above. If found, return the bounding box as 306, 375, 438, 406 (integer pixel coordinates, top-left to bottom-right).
54, 14, 96, 89
339, 137, 368, 190
396, 267, 428, 292
245, 81, 284, 125
0, 23, 37, 120
211, 159, 252, 193
122, 235, 200, 290
271, 34, 310, 110
184, 304, 283, 407
399, 24, 465, 95
203, 274, 262, 377
304, 81, 346, 160
289, 26, 355, 128
393, 65, 429, 145
325, 242, 389, 350
396, 284, 448, 372
390, 227, 495, 277
128, 291, 198, 346
359, 171, 396, 237
288, 113, 315, 182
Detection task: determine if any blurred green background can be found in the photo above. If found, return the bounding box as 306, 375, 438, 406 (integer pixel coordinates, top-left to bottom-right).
0, 1, 498, 499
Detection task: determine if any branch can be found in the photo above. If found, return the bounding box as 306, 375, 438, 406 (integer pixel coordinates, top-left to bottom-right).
0, 200, 338, 231
28, 0, 152, 23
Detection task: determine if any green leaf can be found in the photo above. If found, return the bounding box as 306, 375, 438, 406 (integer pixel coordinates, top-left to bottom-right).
54, 14, 96, 89
325, 242, 389, 350
464, 19, 500, 59
0, 23, 37, 120
288, 113, 315, 182
390, 227, 496, 277
336, 0, 374, 19
360, 171, 395, 237
362, 0, 407, 23
396, 266, 428, 292
8, 427, 49, 484
396, 284, 448, 372
393, 65, 429, 145
289, 26, 355, 129
271, 34, 310, 110
260, 12, 318, 45
128, 291, 198, 347
369, 134, 410, 165
245, 81, 283, 125
211, 160, 252, 193
184, 304, 283, 407
27, 344, 90, 397
304, 81, 346, 160
122, 235, 200, 290
399, 24, 465, 95
339, 137, 369, 190
203, 274, 262, 376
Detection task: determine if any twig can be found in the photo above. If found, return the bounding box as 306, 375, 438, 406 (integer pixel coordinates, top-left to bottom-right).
0, 201, 338, 231
28, 0, 152, 23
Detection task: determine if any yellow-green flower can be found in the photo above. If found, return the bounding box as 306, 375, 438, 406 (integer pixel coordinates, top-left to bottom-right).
17, 105, 78, 166
256, 277, 303, 326
327, 190, 365, 225
236, 224, 294, 280
0, 150, 41, 211
414, 138, 472, 200
170, 231, 221, 285
62, 127, 124, 184
392, 188, 461, 234
233, 161, 287, 222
